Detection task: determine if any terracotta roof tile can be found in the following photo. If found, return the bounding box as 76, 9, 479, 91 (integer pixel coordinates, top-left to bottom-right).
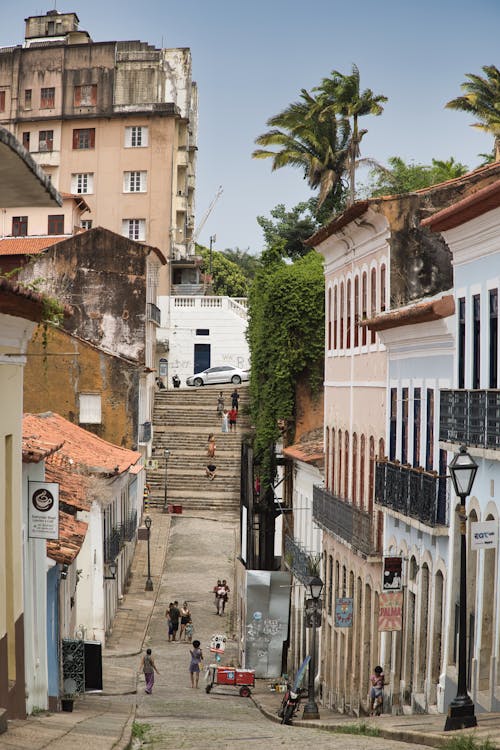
364, 293, 455, 332
283, 427, 324, 467
22, 429, 64, 463
23, 412, 141, 476
46, 454, 90, 512
421, 179, 500, 232
46, 509, 88, 566
0, 236, 65, 255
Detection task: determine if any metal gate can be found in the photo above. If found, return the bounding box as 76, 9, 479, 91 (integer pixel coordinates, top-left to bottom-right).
62, 639, 85, 695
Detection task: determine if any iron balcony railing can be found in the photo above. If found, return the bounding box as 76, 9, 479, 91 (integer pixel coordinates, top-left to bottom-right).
139, 421, 151, 443
120, 510, 137, 543
440, 389, 500, 450
147, 302, 161, 326
284, 535, 315, 584
312, 485, 379, 557
375, 460, 448, 527
104, 527, 121, 563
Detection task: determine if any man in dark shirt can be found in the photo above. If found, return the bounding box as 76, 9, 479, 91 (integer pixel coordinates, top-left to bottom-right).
170, 600, 180, 641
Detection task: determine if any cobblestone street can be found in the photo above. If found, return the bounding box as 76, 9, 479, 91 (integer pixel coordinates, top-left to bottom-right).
134, 513, 431, 750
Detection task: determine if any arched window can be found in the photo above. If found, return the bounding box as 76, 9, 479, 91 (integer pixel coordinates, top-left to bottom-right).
354, 275, 360, 347
344, 430, 349, 499
360, 434, 366, 509
325, 427, 330, 490
361, 272, 367, 346
352, 433, 358, 505
380, 264, 386, 312
330, 428, 335, 492
368, 436, 375, 514
340, 282, 345, 349
338, 428, 342, 496
346, 279, 352, 349
327, 287, 332, 351
371, 267, 377, 344
379, 437, 385, 460
333, 286, 338, 350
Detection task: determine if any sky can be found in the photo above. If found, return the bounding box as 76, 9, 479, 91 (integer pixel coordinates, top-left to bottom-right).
2, 1, 500, 254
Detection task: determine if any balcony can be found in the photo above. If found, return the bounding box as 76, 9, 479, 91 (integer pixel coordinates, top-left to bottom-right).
375, 460, 448, 527
147, 302, 161, 326
313, 486, 379, 557
120, 510, 137, 543
104, 527, 121, 563
284, 535, 315, 584
440, 389, 500, 450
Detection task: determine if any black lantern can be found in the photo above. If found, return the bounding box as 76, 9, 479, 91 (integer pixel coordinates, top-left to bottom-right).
104, 560, 117, 580
303, 575, 323, 720
144, 515, 153, 591
444, 445, 478, 731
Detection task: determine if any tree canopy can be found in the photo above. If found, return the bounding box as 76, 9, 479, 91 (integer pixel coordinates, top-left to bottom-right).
446, 65, 500, 162
197, 244, 248, 297
362, 156, 469, 197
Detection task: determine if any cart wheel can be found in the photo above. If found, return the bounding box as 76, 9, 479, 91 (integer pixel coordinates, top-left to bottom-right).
205, 685, 212, 693
239, 686, 251, 698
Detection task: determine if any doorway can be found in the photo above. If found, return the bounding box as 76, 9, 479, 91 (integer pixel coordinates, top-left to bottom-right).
194, 343, 210, 373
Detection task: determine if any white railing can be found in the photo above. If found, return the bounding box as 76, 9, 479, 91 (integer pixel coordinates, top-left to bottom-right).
171, 295, 248, 320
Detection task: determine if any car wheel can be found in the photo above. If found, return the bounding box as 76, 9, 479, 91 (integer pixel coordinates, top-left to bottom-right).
239, 686, 251, 697
194, 377, 203, 387
231, 375, 242, 384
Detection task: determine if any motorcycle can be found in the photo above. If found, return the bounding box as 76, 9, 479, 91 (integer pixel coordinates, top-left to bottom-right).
277, 684, 302, 725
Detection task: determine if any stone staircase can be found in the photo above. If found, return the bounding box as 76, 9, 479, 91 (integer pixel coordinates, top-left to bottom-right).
146, 384, 251, 513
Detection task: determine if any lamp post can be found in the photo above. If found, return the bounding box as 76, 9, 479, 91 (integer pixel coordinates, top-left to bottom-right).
444, 445, 478, 731
163, 449, 170, 513
144, 515, 153, 591
302, 575, 323, 720
209, 234, 216, 276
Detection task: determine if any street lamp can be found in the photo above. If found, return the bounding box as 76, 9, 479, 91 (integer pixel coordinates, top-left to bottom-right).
209, 234, 216, 275
302, 575, 323, 720
444, 445, 478, 731
163, 449, 170, 513
144, 515, 153, 591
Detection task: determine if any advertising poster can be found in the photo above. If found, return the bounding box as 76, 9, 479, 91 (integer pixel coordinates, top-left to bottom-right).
28, 481, 59, 539
335, 597, 353, 627
471, 520, 498, 549
383, 556, 402, 591
378, 591, 403, 631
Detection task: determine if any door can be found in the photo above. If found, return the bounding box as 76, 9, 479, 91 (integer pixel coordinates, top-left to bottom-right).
194, 344, 210, 374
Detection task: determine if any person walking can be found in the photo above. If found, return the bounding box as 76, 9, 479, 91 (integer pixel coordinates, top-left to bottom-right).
189, 640, 204, 688
179, 601, 192, 641
216, 391, 225, 418
165, 602, 173, 641
231, 388, 240, 412
169, 600, 180, 641
140, 648, 160, 694
213, 579, 222, 614
207, 433, 216, 459
221, 579, 230, 614
221, 409, 229, 433
228, 406, 238, 432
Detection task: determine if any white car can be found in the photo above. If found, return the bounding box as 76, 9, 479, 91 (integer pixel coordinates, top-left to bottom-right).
186, 365, 249, 387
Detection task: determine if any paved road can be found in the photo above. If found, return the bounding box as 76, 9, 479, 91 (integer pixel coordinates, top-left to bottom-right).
134, 514, 431, 750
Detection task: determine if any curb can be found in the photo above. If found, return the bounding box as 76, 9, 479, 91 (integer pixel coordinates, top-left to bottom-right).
111, 702, 136, 750
251, 697, 450, 749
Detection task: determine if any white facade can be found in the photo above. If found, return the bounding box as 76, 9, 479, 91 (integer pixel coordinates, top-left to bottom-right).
163, 296, 250, 386
437, 202, 500, 713
375, 297, 455, 713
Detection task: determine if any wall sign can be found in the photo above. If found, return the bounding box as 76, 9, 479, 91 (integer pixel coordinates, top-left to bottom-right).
383, 556, 402, 591
378, 591, 403, 631
335, 597, 353, 627
28, 481, 59, 539
471, 521, 498, 549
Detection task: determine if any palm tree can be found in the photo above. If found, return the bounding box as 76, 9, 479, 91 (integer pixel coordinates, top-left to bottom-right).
312, 64, 387, 205
446, 65, 500, 161
252, 90, 350, 209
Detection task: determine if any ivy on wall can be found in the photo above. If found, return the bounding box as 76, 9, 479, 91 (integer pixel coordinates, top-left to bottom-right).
247, 249, 325, 485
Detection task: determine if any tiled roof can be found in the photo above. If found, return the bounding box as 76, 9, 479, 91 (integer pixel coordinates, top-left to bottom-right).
46, 510, 88, 566
283, 427, 324, 467
0, 236, 65, 255
421, 179, 500, 232
0, 276, 72, 322
22, 430, 63, 463
23, 412, 141, 476
46, 453, 90, 512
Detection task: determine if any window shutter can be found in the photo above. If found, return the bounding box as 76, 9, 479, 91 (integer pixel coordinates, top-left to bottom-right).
72, 130, 78, 149
89, 128, 95, 148
141, 127, 149, 147
79, 394, 102, 424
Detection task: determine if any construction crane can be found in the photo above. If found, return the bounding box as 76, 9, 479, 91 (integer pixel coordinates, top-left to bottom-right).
189, 185, 223, 253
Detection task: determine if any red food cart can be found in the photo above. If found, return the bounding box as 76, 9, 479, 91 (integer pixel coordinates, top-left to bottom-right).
205, 665, 255, 697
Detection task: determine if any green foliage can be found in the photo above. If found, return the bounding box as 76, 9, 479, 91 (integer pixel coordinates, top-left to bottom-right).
444, 736, 496, 750
332, 722, 381, 737
219, 247, 260, 281
362, 156, 469, 197
257, 202, 319, 260
247, 250, 324, 484
197, 245, 248, 297
131, 721, 151, 741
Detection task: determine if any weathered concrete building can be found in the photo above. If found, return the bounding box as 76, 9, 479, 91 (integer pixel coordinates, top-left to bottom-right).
0, 9, 198, 337
14, 226, 166, 452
